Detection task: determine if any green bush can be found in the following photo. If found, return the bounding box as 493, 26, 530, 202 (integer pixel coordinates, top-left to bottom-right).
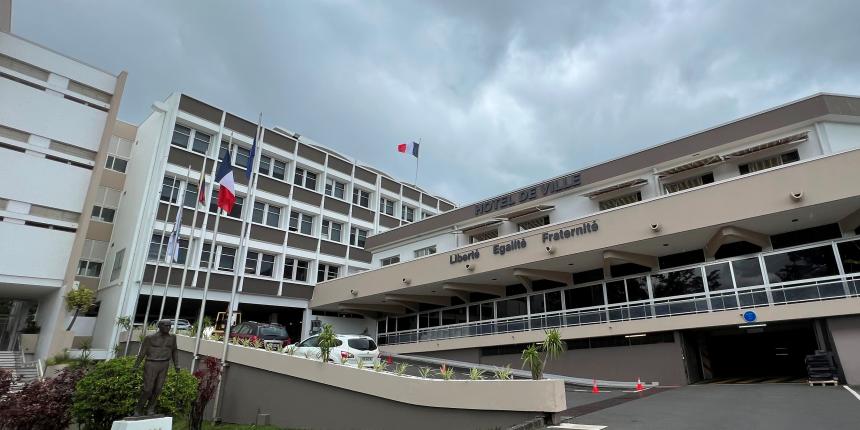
73, 357, 197, 430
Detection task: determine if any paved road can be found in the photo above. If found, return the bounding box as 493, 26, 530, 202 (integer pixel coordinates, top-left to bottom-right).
564, 384, 860, 430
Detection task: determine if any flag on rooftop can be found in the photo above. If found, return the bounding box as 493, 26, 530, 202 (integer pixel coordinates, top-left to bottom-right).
215, 149, 236, 214
397, 141, 420, 157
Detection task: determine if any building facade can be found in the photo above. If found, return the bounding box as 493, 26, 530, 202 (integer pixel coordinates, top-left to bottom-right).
90, 93, 455, 353
312, 93, 860, 385
0, 27, 127, 360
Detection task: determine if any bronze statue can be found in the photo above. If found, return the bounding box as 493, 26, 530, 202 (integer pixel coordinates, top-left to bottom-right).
134, 319, 179, 416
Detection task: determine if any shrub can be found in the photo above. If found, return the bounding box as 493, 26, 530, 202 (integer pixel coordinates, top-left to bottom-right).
469, 368, 486, 380
188, 357, 222, 430
438, 365, 455, 381
418, 366, 433, 378
395, 363, 410, 376
73, 357, 197, 430
0, 367, 85, 430
373, 361, 388, 372
495, 365, 513, 380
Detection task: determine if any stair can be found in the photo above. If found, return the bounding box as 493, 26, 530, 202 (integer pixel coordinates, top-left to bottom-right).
0, 350, 40, 392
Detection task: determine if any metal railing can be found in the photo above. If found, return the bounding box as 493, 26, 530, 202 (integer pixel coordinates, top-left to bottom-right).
379, 277, 859, 346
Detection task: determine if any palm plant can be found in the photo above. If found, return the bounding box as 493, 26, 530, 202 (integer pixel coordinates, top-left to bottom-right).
373, 361, 388, 372
438, 365, 455, 381
317, 324, 337, 363
521, 344, 543, 380
395, 362, 410, 376
418, 366, 433, 378
495, 365, 513, 380
521, 328, 567, 380
468, 368, 486, 381
356, 357, 366, 369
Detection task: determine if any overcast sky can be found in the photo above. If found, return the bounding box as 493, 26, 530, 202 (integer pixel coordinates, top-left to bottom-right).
12, 1, 860, 205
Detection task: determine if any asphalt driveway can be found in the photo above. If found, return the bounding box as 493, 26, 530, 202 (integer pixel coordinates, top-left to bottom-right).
561, 384, 860, 430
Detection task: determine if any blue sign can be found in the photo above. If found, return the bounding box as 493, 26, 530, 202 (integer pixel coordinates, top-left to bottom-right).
743, 311, 757, 323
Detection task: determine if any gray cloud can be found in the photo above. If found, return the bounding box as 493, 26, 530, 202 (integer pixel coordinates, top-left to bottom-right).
12, 0, 860, 204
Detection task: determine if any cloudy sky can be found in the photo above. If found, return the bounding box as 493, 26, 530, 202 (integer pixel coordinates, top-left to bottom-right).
12, 0, 860, 205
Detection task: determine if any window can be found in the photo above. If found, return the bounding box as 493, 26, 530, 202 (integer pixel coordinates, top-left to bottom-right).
209, 189, 244, 218
77, 260, 102, 277
422, 211, 434, 220
497, 297, 527, 318
651, 268, 704, 298
350, 227, 368, 248
199, 243, 212, 268
838, 239, 860, 275
470, 229, 499, 243
110, 249, 124, 281
379, 197, 395, 216
288, 211, 314, 235
91, 205, 115, 223
160, 176, 181, 203
663, 172, 714, 194
321, 219, 343, 242
325, 178, 346, 199
317, 263, 339, 282
257, 155, 287, 180
245, 251, 276, 277
517, 215, 550, 232
414, 245, 436, 258
294, 167, 318, 190
599, 191, 642, 211
739, 150, 800, 175
401, 204, 415, 222
148, 233, 167, 261
218, 246, 237, 271
171, 124, 211, 155
565, 285, 605, 309
381, 255, 400, 266
763, 245, 840, 283
284, 258, 310, 282
352, 188, 370, 208
235, 146, 251, 169
704, 262, 734, 291
183, 182, 199, 208
252, 201, 281, 228
105, 155, 128, 173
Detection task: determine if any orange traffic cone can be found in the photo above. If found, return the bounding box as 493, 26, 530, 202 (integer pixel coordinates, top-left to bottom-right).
635, 377, 644, 391
591, 379, 600, 393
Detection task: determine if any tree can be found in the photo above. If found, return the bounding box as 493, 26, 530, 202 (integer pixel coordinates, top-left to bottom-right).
317, 324, 337, 363
73, 357, 197, 429
188, 357, 222, 430
65, 288, 96, 331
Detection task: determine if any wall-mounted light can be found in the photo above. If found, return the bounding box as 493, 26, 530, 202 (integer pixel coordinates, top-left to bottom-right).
545, 245, 555, 255
625, 333, 647, 338
401, 278, 411, 285
350, 289, 358, 296
465, 263, 476, 272
650, 223, 661, 232
738, 323, 767, 329
790, 191, 804, 201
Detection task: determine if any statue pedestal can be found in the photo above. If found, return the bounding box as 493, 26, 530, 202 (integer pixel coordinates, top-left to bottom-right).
111, 416, 172, 430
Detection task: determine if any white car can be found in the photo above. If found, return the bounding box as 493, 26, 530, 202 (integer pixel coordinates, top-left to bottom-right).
172, 319, 192, 331
294, 334, 379, 366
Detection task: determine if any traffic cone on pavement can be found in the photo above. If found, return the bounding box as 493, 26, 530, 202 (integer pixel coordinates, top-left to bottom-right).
591, 379, 600, 393
635, 377, 644, 391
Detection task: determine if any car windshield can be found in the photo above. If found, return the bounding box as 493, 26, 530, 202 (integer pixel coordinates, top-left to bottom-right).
347, 338, 377, 351
260, 326, 287, 337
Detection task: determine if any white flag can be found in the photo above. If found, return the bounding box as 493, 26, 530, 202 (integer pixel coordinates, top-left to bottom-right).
165, 206, 183, 264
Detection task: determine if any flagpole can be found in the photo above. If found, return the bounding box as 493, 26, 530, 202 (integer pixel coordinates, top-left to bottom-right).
172, 166, 207, 332
123, 188, 161, 356
213, 114, 263, 421
139, 201, 175, 339
191, 134, 233, 372
157, 164, 192, 321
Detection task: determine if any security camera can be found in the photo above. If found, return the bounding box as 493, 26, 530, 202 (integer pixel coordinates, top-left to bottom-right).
465, 263, 476, 271
790, 191, 803, 201
545, 245, 555, 254
650, 223, 661, 232
401, 278, 411, 285
350, 289, 358, 296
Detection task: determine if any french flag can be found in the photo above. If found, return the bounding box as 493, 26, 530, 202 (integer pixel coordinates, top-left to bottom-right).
397, 141, 420, 157
215, 149, 236, 215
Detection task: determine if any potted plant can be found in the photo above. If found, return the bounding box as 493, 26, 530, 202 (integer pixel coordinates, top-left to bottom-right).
18, 320, 40, 354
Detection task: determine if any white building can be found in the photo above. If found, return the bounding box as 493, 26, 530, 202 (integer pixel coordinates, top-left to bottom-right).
90, 93, 455, 353
0, 22, 128, 361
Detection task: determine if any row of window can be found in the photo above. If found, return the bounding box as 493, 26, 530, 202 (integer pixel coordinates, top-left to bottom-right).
378, 238, 860, 333
146, 233, 343, 283
380, 245, 438, 266
173, 124, 439, 218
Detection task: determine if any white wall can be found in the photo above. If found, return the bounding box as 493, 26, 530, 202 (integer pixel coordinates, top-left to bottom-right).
373, 231, 458, 267
0, 222, 75, 282
0, 78, 107, 151
0, 150, 91, 212
823, 122, 860, 154
312, 315, 376, 339
0, 32, 116, 93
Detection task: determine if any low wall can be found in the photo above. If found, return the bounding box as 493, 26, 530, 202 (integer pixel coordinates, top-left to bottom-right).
168, 336, 565, 429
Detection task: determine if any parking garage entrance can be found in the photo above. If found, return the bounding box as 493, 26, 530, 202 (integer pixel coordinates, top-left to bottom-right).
682, 320, 821, 384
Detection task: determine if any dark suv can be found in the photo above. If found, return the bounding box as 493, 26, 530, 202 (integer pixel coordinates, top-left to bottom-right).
229, 321, 291, 346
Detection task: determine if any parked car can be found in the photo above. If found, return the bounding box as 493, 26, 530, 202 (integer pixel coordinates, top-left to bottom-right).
173, 319, 192, 331
228, 321, 291, 348
294, 334, 379, 366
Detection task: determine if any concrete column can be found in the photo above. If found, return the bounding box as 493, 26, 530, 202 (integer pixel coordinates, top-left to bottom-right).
827, 315, 860, 384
